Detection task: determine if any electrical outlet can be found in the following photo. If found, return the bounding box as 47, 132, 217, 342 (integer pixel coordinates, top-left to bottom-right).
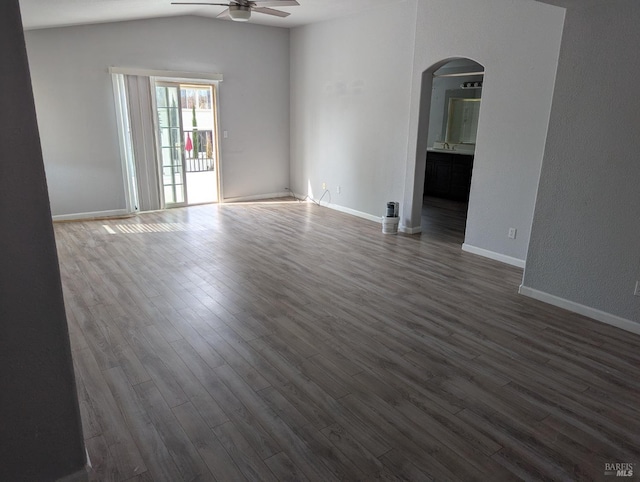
508, 228, 517, 239
336, 185, 341, 194
322, 182, 326, 190
634, 281, 640, 297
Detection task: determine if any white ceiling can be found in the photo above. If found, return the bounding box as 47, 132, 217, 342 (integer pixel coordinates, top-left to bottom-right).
19, 0, 409, 30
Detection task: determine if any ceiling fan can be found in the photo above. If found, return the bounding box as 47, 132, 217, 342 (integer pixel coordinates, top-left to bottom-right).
171, 0, 300, 22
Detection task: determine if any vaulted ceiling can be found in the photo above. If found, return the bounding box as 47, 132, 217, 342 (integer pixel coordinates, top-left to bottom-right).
19, 0, 410, 30
20, 0, 583, 31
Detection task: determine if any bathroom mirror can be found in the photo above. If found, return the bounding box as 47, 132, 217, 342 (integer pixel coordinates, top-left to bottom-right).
445, 98, 481, 145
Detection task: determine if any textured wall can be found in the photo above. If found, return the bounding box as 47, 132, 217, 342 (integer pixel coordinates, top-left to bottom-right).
0, 1, 85, 479
523, 1, 640, 325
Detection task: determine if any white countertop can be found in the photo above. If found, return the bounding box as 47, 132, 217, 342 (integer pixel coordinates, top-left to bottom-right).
427, 148, 475, 156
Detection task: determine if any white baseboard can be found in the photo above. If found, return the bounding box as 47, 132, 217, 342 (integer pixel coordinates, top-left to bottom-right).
519, 285, 640, 336
306, 195, 420, 234
52, 209, 130, 222
400, 225, 422, 234
52, 193, 294, 221
285, 192, 420, 234
320, 201, 382, 224
462, 243, 526, 268
222, 192, 291, 203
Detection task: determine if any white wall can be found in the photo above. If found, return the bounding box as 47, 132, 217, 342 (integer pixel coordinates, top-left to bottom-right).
523, 1, 640, 327
290, 0, 564, 263
405, 0, 565, 262
290, 3, 418, 218
25, 16, 290, 216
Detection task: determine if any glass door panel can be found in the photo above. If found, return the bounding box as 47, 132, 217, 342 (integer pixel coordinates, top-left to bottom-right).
155, 84, 187, 206
180, 84, 218, 205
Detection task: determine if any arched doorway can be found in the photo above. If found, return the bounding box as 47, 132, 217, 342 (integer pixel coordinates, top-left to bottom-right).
416, 58, 484, 243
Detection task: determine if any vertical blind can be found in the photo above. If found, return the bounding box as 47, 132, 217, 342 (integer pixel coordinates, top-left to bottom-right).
125, 75, 162, 212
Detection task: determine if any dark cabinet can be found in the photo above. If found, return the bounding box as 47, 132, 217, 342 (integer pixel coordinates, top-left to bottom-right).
424, 151, 474, 201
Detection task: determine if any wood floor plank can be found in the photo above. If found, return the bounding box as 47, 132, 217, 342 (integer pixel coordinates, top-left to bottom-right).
353, 370, 504, 459
379, 449, 434, 481
458, 408, 591, 481
213, 421, 278, 482
65, 305, 90, 353
212, 363, 284, 443
504, 381, 640, 459
328, 394, 393, 459
534, 416, 617, 479
73, 351, 147, 480
88, 303, 150, 385
133, 381, 213, 482
122, 472, 155, 482
173, 404, 243, 481
54, 199, 640, 481
136, 325, 229, 428
74, 375, 103, 440
289, 424, 367, 481
120, 325, 189, 408
85, 434, 121, 482
171, 338, 281, 459
192, 321, 272, 391
263, 452, 310, 482
169, 308, 226, 369
443, 375, 549, 424
257, 386, 311, 430
102, 367, 182, 482
248, 336, 339, 429
69, 297, 120, 372
338, 393, 463, 481
299, 354, 353, 400
320, 423, 396, 479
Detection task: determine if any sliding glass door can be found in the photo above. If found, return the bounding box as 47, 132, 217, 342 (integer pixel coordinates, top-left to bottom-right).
154, 82, 219, 207
155, 83, 187, 206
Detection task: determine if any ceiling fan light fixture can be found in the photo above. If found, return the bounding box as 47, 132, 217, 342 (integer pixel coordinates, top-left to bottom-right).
229, 5, 251, 21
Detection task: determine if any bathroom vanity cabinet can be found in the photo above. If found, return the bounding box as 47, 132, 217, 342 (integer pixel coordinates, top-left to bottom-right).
425, 150, 474, 202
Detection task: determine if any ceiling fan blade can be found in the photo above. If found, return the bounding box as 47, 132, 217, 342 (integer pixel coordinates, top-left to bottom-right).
252, 6, 291, 17
216, 8, 231, 18
171, 2, 230, 5
252, 1, 300, 6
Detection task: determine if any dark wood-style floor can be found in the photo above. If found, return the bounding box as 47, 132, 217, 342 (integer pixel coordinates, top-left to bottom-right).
55, 198, 640, 481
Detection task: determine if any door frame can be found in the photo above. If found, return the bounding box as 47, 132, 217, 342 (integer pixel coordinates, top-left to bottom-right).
150, 75, 223, 208
153, 81, 189, 208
